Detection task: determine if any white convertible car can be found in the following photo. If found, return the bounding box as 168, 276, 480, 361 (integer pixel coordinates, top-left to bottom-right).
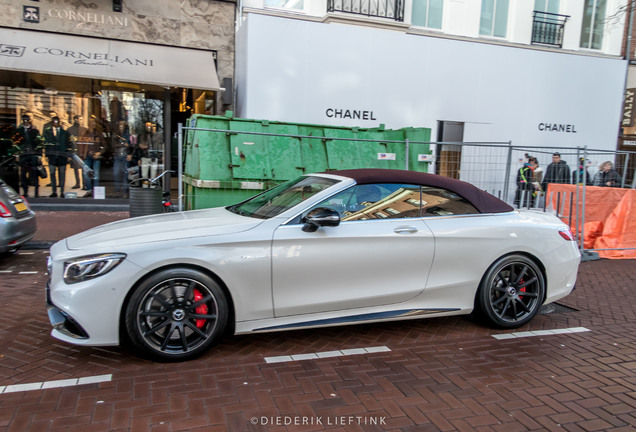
46, 169, 580, 360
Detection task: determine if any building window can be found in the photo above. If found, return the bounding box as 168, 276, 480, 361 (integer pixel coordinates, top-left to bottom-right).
480, 0, 510, 37
580, 0, 607, 49
534, 0, 560, 14
264, 0, 304, 10
412, 0, 443, 29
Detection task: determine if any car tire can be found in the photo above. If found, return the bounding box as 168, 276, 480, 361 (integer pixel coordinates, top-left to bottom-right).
124, 268, 228, 361
477, 254, 545, 329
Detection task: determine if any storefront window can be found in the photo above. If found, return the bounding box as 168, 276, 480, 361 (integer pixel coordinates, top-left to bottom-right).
0, 71, 170, 200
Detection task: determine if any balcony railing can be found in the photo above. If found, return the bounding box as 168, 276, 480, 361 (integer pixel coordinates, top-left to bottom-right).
327, 0, 404, 22
531, 11, 570, 48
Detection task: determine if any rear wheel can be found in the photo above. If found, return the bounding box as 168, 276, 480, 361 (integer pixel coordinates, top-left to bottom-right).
125, 268, 228, 361
477, 255, 545, 329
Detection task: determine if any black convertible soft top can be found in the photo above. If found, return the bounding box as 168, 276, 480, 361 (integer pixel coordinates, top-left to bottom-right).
326, 169, 514, 214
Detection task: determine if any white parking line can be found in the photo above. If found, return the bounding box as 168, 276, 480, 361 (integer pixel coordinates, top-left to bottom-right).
0, 374, 112, 394
264, 346, 391, 364
18, 271, 38, 275
492, 327, 590, 340
0, 270, 12, 273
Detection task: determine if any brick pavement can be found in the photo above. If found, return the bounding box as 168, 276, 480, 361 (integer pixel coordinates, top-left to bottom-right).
0, 235, 635, 430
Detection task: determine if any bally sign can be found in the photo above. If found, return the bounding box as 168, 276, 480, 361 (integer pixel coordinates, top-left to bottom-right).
623, 88, 635, 127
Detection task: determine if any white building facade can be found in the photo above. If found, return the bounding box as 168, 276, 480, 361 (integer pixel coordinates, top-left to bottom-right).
234, 0, 628, 183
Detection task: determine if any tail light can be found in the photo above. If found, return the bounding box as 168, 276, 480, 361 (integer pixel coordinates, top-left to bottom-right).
0, 202, 11, 218
558, 227, 575, 241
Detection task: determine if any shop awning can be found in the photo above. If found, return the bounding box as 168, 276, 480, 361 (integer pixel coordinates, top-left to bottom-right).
0, 28, 222, 91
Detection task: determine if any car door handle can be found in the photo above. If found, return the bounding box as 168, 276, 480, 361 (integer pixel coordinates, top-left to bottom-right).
394, 226, 418, 234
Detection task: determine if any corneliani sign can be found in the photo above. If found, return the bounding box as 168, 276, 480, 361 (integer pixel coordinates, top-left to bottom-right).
0, 27, 222, 90
48, 8, 129, 27
32, 47, 153, 67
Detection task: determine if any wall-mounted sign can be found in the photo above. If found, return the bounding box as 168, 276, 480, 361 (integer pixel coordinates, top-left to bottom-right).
23, 6, 40, 23
623, 88, 635, 127
537, 123, 577, 133
326, 108, 377, 121
48, 9, 129, 27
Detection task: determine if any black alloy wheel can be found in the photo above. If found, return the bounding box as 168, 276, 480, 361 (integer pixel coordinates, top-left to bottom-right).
477, 254, 545, 329
125, 268, 228, 361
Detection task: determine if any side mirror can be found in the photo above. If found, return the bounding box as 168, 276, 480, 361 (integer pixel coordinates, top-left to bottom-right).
302, 207, 340, 232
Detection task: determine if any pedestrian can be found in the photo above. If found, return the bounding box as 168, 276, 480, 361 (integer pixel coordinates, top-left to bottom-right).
514, 156, 535, 208
12, 114, 42, 197
531, 157, 543, 191
593, 161, 622, 187
541, 152, 571, 193
43, 116, 72, 198
571, 157, 591, 185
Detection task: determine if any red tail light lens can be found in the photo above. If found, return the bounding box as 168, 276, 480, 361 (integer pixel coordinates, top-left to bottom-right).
558, 228, 575, 241
0, 202, 11, 218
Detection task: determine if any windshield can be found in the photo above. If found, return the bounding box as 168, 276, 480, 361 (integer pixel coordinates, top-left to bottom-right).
227, 176, 339, 219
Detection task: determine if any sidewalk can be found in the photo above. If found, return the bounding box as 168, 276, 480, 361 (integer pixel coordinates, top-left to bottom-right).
27, 209, 130, 248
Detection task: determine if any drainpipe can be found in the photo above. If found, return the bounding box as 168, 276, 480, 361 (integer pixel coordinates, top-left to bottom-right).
627, 0, 635, 64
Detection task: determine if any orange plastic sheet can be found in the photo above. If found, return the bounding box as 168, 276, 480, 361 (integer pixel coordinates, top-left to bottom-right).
546, 185, 636, 259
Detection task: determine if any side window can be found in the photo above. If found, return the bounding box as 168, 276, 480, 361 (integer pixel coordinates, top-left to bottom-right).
421, 186, 479, 216
311, 184, 422, 221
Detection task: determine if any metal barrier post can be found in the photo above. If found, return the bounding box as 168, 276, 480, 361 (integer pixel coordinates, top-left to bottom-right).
404, 138, 409, 170
503, 141, 513, 201
623, 152, 630, 189
575, 147, 582, 251
178, 123, 183, 212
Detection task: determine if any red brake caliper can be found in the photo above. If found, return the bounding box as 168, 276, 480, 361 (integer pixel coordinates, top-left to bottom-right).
193, 289, 208, 328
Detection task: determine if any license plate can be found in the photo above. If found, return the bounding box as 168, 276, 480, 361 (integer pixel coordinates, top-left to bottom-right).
14, 202, 27, 212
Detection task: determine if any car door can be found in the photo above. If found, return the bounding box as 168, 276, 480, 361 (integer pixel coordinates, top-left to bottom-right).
271, 183, 435, 317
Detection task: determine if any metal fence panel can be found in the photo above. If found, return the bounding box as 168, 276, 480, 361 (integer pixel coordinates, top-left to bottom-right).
177, 123, 636, 258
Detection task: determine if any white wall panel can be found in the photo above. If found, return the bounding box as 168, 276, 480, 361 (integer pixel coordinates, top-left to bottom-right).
236, 13, 626, 152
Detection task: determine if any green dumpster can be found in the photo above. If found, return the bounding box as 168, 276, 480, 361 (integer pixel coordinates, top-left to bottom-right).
183, 113, 432, 210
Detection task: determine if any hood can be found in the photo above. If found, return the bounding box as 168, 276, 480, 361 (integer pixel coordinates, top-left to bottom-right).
65, 207, 263, 250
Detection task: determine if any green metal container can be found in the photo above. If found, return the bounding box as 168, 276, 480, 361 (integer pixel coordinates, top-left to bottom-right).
184, 113, 432, 210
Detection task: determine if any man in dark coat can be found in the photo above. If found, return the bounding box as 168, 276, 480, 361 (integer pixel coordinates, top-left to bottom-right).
43, 116, 72, 198
541, 152, 571, 193
12, 114, 42, 197
594, 161, 622, 187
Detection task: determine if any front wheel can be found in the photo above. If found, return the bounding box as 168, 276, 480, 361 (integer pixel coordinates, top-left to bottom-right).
477, 254, 545, 329
125, 268, 228, 361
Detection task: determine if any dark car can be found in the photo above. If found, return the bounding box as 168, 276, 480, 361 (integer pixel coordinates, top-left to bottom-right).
0, 177, 36, 254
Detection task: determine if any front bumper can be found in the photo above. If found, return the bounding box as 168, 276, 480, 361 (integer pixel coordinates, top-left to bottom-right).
46, 280, 89, 340
46, 243, 144, 346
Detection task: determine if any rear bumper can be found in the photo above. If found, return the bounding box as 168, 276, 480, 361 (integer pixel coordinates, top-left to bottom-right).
0, 213, 37, 252
544, 242, 581, 304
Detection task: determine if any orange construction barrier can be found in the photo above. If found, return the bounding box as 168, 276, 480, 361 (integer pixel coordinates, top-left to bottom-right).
546, 185, 636, 259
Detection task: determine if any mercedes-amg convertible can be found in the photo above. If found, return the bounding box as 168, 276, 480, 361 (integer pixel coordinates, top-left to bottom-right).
46, 169, 580, 360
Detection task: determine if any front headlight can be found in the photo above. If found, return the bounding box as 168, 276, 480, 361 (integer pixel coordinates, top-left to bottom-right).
63, 253, 126, 284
